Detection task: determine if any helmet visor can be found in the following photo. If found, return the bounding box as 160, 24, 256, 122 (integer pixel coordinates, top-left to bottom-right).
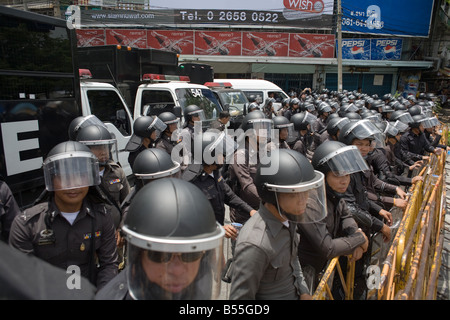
419, 117, 436, 129
249, 119, 273, 139
318, 145, 369, 176
397, 112, 414, 124
43, 152, 100, 191
149, 117, 168, 139
126, 242, 223, 300
392, 120, 409, 133
265, 171, 327, 224
78, 137, 118, 165
274, 123, 296, 144
188, 109, 206, 122
384, 122, 399, 137
344, 120, 385, 148
428, 116, 440, 127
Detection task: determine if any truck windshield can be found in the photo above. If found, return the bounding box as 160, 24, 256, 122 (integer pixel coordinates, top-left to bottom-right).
217, 91, 247, 114
175, 88, 221, 120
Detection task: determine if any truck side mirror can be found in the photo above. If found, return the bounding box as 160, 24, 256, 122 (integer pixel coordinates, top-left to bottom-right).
173, 106, 182, 118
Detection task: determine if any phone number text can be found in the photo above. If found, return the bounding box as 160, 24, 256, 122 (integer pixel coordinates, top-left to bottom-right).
178, 10, 280, 24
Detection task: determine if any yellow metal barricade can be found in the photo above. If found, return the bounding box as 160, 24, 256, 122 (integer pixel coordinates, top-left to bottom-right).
313, 123, 448, 300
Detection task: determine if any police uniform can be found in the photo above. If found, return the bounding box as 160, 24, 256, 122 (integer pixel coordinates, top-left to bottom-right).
189, 168, 254, 225
101, 161, 130, 208
155, 133, 179, 156
230, 204, 309, 299
228, 142, 264, 224
0, 180, 21, 243
9, 197, 119, 290
297, 186, 367, 284
399, 129, 435, 161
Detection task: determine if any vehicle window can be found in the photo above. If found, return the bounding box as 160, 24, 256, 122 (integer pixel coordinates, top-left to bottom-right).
175, 88, 221, 120
140, 90, 175, 116
218, 91, 247, 112
87, 89, 131, 136
242, 91, 264, 104
269, 91, 289, 103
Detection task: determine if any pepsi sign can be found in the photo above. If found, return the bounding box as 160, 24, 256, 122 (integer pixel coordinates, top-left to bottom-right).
371, 38, 402, 60
337, 38, 371, 60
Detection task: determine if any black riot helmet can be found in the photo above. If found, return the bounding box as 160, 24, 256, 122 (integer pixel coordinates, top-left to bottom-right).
122, 178, 225, 300
254, 149, 327, 223
125, 116, 167, 152
407, 105, 422, 117
132, 148, 181, 189
311, 140, 369, 176
43, 141, 100, 191
68, 115, 106, 141
239, 110, 272, 140
291, 111, 317, 131
184, 104, 205, 124
326, 116, 350, 139
76, 124, 118, 166
317, 102, 332, 116
409, 114, 427, 128
158, 112, 180, 133
389, 110, 414, 124
272, 115, 296, 143
344, 111, 361, 121
338, 119, 385, 148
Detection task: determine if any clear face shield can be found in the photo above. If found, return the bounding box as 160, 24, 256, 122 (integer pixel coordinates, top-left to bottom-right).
43, 152, 100, 191
428, 116, 440, 127
265, 171, 327, 224
396, 112, 414, 124
188, 110, 206, 123
149, 116, 168, 140
346, 120, 386, 148
318, 145, 370, 176
419, 117, 436, 129
274, 123, 296, 144
392, 120, 409, 133
384, 122, 399, 138
123, 225, 225, 300
248, 119, 273, 141
164, 118, 180, 134
78, 137, 118, 166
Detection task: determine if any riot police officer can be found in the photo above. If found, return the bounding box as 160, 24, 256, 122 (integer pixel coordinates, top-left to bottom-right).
125, 116, 167, 169
272, 115, 295, 149
0, 179, 21, 243
299, 141, 369, 290
9, 141, 119, 289
183, 130, 256, 239
76, 124, 130, 209
155, 111, 181, 156
230, 149, 325, 300
290, 111, 317, 159
95, 178, 225, 300
399, 114, 443, 164
228, 111, 274, 225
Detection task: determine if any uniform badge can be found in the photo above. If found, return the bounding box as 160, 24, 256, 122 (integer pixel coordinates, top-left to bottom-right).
109, 179, 121, 185
38, 229, 56, 245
